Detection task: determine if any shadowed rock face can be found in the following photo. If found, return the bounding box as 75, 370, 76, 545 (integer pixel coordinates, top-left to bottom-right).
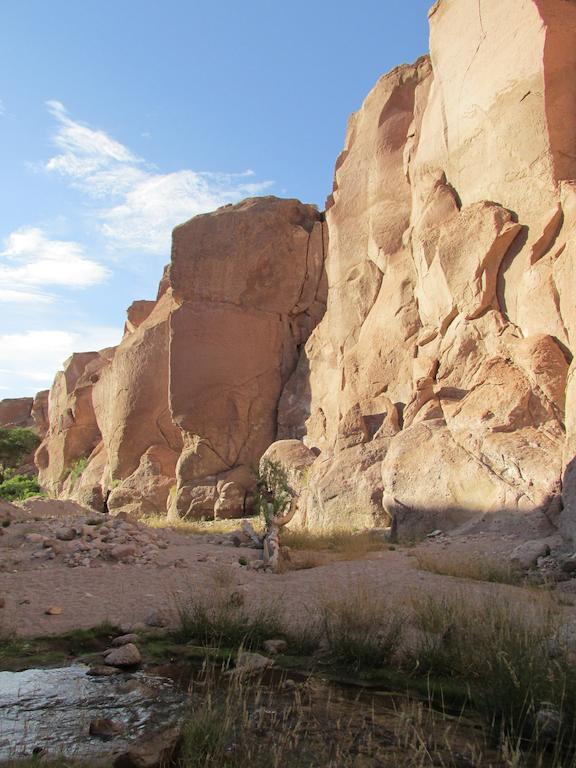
30, 0, 576, 540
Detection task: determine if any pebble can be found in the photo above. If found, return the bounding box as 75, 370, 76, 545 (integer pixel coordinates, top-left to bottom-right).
45, 606, 63, 615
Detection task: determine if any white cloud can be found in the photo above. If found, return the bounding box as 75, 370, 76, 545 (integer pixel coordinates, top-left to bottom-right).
0, 226, 109, 303
0, 327, 122, 397
44, 102, 274, 254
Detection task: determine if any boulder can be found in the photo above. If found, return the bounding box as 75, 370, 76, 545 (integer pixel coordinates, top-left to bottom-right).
510, 540, 552, 570
104, 643, 142, 667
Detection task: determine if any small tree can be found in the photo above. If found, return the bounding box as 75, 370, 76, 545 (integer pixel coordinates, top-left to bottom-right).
255, 459, 297, 572
0, 427, 40, 483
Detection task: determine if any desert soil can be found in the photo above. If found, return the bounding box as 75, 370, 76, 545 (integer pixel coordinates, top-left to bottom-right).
2, 499, 575, 639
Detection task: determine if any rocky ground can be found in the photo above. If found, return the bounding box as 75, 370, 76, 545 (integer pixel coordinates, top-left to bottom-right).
3, 498, 576, 640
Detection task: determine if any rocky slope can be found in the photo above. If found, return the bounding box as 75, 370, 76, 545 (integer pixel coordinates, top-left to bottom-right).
9, 0, 576, 540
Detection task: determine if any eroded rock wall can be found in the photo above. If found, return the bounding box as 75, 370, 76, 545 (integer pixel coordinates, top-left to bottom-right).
275, 0, 576, 537
168, 197, 326, 520
32, 0, 576, 540
35, 197, 326, 519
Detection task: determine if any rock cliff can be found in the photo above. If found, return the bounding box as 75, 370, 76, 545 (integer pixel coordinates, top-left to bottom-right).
29, 0, 576, 540
34, 198, 325, 520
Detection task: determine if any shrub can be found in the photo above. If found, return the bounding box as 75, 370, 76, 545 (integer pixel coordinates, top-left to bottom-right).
67, 456, 89, 486
0, 427, 40, 481
0, 474, 42, 501
254, 459, 293, 525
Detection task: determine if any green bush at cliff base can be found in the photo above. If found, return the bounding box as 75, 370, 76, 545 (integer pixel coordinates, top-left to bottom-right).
0, 426, 40, 480
0, 473, 42, 501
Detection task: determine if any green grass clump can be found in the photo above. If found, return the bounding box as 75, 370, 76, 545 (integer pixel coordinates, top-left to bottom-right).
67, 456, 89, 486
176, 593, 283, 651
0, 474, 42, 501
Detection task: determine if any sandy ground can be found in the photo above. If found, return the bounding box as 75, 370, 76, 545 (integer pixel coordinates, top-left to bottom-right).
2, 499, 574, 638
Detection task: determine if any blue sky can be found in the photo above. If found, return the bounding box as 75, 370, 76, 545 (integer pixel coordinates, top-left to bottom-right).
0, 0, 431, 399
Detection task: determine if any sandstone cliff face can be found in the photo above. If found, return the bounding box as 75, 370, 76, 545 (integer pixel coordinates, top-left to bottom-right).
36, 198, 326, 520
169, 197, 325, 520
33, 0, 576, 541
274, 0, 576, 537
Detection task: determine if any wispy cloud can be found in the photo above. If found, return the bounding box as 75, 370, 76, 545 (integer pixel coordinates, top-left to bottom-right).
0, 327, 122, 397
44, 101, 274, 254
0, 226, 109, 304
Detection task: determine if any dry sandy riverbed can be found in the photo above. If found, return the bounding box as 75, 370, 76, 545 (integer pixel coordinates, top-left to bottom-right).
2, 498, 575, 639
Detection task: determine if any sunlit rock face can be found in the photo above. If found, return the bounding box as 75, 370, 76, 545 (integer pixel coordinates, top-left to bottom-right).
35, 198, 326, 519
0, 398, 34, 429
33, 0, 576, 539
168, 197, 326, 520
275, 0, 576, 537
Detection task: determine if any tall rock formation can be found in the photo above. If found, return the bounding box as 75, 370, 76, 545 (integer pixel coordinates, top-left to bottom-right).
273, 0, 576, 538
32, 0, 576, 542
35, 198, 326, 520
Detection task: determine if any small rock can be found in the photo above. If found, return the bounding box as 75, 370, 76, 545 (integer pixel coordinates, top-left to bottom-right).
24, 533, 45, 544
56, 527, 76, 541
536, 707, 562, 739
0, 597, 5, 609
145, 610, 170, 628
114, 726, 181, 768
111, 633, 140, 647
104, 643, 142, 667
110, 544, 137, 561
89, 717, 124, 739
427, 529, 444, 539
561, 555, 576, 574
87, 665, 121, 677
263, 639, 288, 655
45, 606, 63, 616
235, 651, 274, 674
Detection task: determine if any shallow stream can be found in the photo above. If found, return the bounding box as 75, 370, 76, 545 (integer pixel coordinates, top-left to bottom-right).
0, 659, 538, 767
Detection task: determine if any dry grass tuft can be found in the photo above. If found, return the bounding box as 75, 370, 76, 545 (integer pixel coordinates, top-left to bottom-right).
281, 527, 385, 560
142, 514, 263, 536
406, 592, 576, 751
317, 580, 404, 669
414, 550, 521, 585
